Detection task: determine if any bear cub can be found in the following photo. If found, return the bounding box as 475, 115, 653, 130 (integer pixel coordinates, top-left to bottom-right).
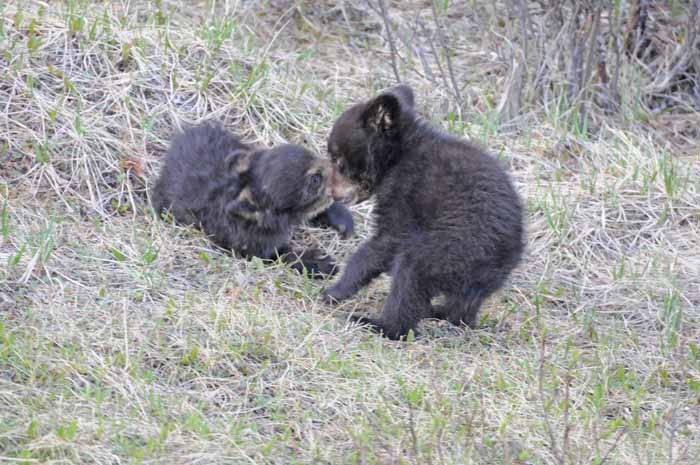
324, 85, 525, 339
151, 122, 355, 277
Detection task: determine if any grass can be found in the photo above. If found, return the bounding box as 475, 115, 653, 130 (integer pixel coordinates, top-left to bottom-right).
1, 1, 699, 464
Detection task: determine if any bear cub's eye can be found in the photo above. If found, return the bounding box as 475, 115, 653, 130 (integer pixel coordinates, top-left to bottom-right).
309, 173, 323, 188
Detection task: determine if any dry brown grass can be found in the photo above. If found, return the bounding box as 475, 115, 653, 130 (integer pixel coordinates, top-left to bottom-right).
1, 1, 699, 464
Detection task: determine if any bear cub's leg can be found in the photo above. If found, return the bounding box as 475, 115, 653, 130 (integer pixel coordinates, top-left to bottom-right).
323, 235, 395, 303
431, 290, 486, 328
348, 253, 432, 340
276, 246, 337, 278
311, 201, 355, 239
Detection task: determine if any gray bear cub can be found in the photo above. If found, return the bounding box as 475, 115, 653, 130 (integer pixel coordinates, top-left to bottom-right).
152, 122, 355, 277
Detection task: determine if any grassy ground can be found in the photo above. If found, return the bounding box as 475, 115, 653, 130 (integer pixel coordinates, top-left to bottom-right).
1, 1, 699, 464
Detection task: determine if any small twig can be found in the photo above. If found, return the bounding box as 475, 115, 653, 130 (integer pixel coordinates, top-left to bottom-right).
582, 6, 601, 91
375, 0, 402, 83
498, 0, 529, 124
497, 56, 525, 125
430, 0, 464, 111
567, 6, 585, 102
625, 0, 651, 59
538, 334, 566, 465
416, 44, 437, 84
609, 1, 622, 108
665, 344, 693, 465
397, 11, 436, 83
598, 427, 627, 465
648, 0, 699, 94
435, 409, 446, 465
517, 0, 529, 65
421, 20, 451, 92
562, 372, 571, 460
407, 401, 420, 461
580, 6, 602, 124
533, 7, 567, 105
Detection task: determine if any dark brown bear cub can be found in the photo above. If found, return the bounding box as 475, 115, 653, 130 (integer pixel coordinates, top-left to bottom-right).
151, 122, 355, 277
324, 85, 524, 339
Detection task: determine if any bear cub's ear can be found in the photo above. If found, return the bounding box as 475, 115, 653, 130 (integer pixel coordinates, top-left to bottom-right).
387, 84, 415, 109
224, 149, 254, 175
362, 94, 400, 134
361, 84, 415, 135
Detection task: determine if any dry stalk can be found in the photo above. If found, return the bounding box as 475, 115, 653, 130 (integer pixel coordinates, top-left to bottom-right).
430, 0, 464, 112
375, 0, 402, 83
538, 334, 566, 465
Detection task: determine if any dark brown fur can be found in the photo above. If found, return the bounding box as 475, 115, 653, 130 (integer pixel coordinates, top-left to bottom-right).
151, 122, 355, 277
323, 85, 525, 339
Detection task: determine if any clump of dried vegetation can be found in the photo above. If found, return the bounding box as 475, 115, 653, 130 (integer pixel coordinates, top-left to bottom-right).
1, 1, 698, 464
